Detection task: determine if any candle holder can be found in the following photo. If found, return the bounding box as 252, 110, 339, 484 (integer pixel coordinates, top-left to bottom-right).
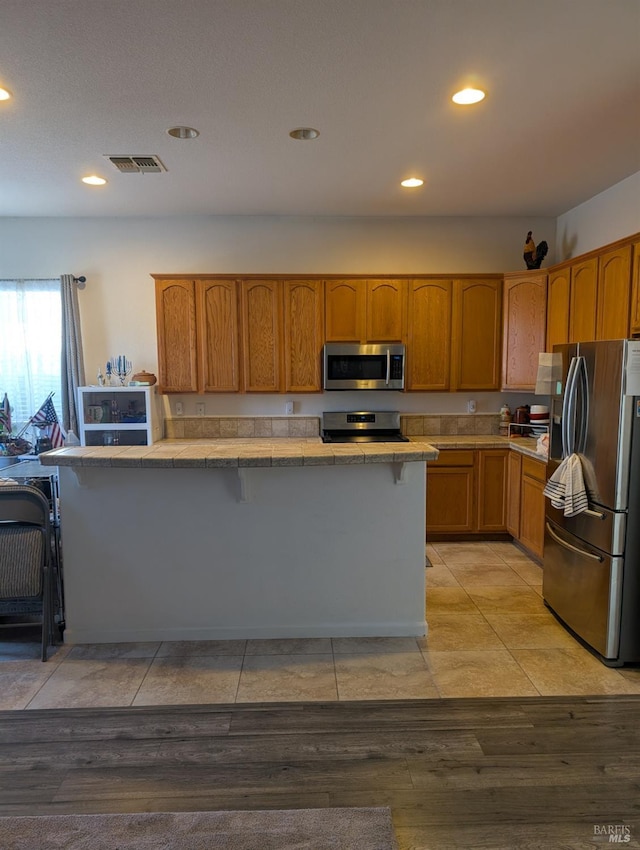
108, 356, 132, 386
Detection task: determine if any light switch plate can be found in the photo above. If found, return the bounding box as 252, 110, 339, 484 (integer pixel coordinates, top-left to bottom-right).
196, 402, 206, 416
175, 402, 184, 416
285, 401, 294, 415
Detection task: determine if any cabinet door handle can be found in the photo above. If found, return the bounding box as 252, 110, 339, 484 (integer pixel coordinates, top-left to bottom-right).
545, 522, 603, 562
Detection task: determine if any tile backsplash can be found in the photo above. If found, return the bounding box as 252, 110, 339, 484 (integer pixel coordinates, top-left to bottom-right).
401, 413, 500, 436
165, 413, 499, 439
165, 416, 319, 439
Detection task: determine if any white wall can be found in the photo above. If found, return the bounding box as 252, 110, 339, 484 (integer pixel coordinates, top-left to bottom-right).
556, 171, 640, 260
0, 214, 553, 415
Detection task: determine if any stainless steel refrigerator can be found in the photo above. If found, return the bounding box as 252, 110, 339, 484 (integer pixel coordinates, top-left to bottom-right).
543, 338, 640, 666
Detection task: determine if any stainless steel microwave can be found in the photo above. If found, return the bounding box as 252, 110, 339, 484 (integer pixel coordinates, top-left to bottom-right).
323, 343, 406, 390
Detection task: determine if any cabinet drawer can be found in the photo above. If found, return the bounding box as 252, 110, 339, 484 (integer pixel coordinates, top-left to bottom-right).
428, 450, 474, 467
522, 455, 546, 483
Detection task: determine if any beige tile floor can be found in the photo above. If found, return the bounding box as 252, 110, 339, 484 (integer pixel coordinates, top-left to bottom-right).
1, 541, 639, 709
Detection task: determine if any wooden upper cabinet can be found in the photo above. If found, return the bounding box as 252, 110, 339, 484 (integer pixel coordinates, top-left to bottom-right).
406, 279, 453, 391
569, 257, 598, 342
325, 279, 405, 342
198, 280, 240, 392
325, 280, 365, 341
283, 279, 324, 392
546, 268, 571, 352
631, 241, 640, 336
240, 280, 282, 392
501, 272, 547, 391
155, 279, 199, 393
365, 279, 406, 342
452, 278, 502, 390
597, 245, 632, 340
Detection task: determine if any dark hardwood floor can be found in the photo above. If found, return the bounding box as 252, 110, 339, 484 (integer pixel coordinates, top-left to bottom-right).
1, 696, 639, 849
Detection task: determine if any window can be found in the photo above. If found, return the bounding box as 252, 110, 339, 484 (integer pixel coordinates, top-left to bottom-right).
0, 279, 62, 435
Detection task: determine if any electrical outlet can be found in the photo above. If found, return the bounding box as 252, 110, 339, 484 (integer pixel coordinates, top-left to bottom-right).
175, 402, 184, 416
196, 402, 206, 416
285, 401, 294, 415
467, 399, 477, 414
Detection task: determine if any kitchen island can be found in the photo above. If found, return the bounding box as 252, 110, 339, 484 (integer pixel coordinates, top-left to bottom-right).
41, 438, 437, 644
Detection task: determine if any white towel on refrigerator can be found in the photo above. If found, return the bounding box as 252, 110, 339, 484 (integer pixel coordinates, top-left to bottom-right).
543, 453, 589, 517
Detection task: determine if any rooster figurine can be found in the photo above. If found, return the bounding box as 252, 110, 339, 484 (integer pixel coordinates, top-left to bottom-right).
523, 231, 549, 270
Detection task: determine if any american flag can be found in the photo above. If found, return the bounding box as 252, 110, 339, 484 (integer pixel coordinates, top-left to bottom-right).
0, 393, 10, 435
30, 394, 65, 448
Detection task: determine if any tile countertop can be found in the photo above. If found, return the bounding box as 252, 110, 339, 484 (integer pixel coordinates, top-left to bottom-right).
38, 438, 440, 468
415, 434, 547, 462
37, 436, 548, 468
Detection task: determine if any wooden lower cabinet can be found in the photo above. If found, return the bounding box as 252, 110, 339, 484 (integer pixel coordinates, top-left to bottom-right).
506, 450, 522, 537
427, 447, 545, 558
506, 452, 547, 559
426, 449, 507, 536
426, 451, 475, 533
477, 450, 508, 532
518, 455, 547, 559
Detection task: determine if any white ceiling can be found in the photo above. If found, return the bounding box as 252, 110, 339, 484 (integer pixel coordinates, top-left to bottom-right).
1, 0, 639, 218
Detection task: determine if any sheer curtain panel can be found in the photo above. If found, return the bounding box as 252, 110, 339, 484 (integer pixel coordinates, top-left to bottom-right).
60, 275, 85, 434
0, 279, 62, 434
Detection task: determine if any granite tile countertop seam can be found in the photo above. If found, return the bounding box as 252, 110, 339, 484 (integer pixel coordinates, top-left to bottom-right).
39, 438, 439, 468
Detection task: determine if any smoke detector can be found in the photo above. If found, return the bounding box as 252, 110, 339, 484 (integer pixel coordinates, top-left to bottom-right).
104, 155, 166, 173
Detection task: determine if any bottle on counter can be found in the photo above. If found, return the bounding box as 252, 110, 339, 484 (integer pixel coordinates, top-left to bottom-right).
64, 429, 80, 447
499, 404, 512, 437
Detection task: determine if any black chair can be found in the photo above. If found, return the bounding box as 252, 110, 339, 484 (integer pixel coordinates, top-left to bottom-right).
0, 484, 55, 660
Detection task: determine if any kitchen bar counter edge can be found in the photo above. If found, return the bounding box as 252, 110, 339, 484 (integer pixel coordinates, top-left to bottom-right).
39, 435, 546, 468
39, 438, 439, 468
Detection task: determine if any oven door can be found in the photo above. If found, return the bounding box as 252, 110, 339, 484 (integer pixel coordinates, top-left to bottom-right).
323, 343, 405, 390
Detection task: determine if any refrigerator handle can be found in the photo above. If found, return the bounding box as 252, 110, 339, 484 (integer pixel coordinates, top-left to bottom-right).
545, 522, 603, 562
576, 355, 589, 454
562, 356, 578, 458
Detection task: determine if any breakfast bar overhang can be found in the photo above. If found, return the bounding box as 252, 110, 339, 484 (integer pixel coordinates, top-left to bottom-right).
41, 439, 438, 644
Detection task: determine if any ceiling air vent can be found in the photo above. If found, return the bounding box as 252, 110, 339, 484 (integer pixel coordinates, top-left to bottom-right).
104, 155, 166, 173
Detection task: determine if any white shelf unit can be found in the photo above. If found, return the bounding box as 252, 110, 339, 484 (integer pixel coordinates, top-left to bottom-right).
77, 386, 163, 447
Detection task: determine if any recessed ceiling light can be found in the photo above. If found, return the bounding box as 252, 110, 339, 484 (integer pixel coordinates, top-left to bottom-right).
289, 127, 320, 141
452, 88, 485, 105
0, 87, 12, 101
401, 177, 424, 188
167, 126, 200, 139
82, 175, 107, 186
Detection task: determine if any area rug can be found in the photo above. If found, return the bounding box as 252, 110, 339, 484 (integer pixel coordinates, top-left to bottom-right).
1, 807, 398, 850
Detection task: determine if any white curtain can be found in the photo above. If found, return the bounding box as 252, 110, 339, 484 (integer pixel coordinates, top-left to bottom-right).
0, 279, 62, 435
60, 274, 85, 434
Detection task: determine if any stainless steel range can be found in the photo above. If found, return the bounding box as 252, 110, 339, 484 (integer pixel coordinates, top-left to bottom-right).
321, 411, 409, 443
